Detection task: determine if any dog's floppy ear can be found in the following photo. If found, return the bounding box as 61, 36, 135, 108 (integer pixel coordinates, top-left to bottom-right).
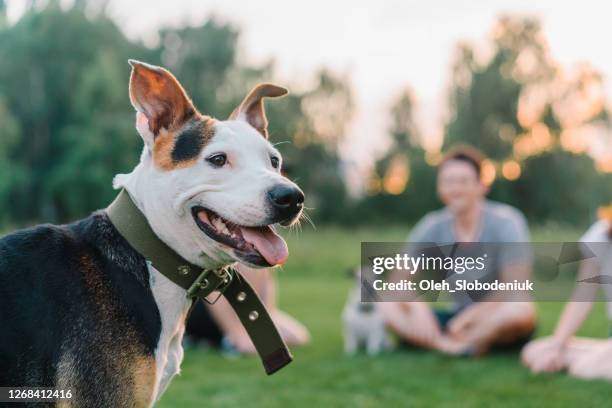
128, 60, 195, 146
229, 83, 288, 138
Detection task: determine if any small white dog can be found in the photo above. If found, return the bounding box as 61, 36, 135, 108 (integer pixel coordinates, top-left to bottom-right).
342, 268, 392, 355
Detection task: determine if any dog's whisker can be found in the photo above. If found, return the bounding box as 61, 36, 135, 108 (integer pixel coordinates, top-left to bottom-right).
292, 219, 304, 235
295, 220, 302, 235
294, 220, 303, 234
301, 211, 316, 230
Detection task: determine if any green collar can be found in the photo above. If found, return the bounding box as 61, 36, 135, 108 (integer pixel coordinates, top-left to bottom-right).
106, 189, 292, 375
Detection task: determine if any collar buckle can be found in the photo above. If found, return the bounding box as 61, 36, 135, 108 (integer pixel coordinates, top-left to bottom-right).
186, 268, 234, 304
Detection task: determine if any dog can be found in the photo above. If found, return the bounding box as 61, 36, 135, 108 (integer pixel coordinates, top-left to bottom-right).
0, 60, 303, 407
342, 268, 391, 355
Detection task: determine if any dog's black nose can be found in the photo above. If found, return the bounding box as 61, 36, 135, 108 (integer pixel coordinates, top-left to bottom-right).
268, 184, 304, 221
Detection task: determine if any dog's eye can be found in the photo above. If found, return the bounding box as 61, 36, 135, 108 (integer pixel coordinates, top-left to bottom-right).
206, 153, 227, 168
270, 156, 280, 169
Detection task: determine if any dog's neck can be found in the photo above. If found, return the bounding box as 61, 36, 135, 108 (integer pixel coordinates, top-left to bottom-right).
112, 150, 229, 271
105, 187, 294, 375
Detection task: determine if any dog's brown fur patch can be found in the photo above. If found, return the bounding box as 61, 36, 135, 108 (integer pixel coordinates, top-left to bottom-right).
60, 252, 158, 407
129, 61, 195, 135
153, 115, 216, 171
132, 355, 157, 408
229, 83, 288, 138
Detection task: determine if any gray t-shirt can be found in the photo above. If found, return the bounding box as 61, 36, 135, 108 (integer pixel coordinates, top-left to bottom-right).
407, 200, 531, 305
408, 200, 530, 245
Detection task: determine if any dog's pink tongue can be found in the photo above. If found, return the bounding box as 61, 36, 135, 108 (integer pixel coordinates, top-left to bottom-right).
241, 226, 288, 266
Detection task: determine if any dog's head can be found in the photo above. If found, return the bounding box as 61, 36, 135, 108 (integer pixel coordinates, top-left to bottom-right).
114, 60, 303, 270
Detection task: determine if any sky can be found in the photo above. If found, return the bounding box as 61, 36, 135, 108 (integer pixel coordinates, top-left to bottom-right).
7, 0, 612, 174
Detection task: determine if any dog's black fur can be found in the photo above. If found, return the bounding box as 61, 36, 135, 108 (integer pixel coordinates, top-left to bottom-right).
0, 211, 162, 407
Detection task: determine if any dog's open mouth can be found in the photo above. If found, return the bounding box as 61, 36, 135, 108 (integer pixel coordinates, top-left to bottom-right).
191, 206, 288, 267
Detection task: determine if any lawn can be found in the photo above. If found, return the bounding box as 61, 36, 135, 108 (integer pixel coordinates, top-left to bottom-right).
158, 225, 612, 408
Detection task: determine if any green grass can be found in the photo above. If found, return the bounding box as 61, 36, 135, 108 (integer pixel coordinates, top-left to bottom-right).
158, 225, 612, 407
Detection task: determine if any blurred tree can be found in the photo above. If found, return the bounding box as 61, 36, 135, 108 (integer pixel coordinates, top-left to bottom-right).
514, 149, 605, 225
0, 0, 6, 29
0, 2, 353, 227
268, 70, 354, 224
371, 88, 419, 192
300, 69, 354, 149
0, 97, 23, 226
156, 20, 242, 117
444, 16, 556, 160
0, 2, 150, 223
6, 5, 607, 229
361, 89, 438, 225
389, 89, 421, 150
442, 15, 612, 227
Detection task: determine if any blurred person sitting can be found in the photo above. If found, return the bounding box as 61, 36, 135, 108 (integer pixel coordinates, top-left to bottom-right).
185, 263, 310, 354
522, 210, 612, 380
381, 145, 536, 356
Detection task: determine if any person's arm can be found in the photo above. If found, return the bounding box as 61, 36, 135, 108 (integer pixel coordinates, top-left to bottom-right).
548, 225, 607, 344
522, 221, 609, 372
521, 258, 600, 372
380, 301, 443, 349
552, 258, 600, 343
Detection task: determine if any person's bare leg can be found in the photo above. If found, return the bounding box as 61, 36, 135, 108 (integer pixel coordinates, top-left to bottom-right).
443, 302, 536, 355
562, 338, 608, 366
205, 295, 257, 353
380, 302, 443, 350
271, 310, 310, 346
205, 265, 310, 353
203, 266, 268, 353
236, 264, 273, 304
564, 338, 612, 380
234, 265, 309, 346
380, 302, 481, 353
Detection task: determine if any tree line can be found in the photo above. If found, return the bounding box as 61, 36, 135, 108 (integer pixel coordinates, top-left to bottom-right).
0, 3, 610, 229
